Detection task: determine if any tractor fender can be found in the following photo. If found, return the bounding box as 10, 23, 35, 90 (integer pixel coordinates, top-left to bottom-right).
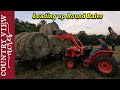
90, 50, 114, 64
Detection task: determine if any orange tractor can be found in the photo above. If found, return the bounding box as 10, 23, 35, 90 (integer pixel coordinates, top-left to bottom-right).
53, 27, 120, 77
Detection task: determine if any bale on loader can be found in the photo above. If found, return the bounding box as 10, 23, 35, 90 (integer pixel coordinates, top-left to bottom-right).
15, 32, 50, 60
62, 39, 74, 50
39, 22, 60, 35
47, 35, 63, 54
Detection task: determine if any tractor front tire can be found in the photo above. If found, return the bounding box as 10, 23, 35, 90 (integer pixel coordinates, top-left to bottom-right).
66, 59, 75, 69
93, 56, 119, 77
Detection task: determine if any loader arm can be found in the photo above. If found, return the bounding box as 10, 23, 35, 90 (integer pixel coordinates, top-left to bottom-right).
56, 33, 81, 48
52, 30, 84, 48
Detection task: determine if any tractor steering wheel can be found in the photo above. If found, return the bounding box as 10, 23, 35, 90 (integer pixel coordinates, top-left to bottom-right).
87, 44, 93, 50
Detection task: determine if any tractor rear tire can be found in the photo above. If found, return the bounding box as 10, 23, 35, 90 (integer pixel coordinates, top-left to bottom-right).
66, 59, 75, 69
93, 56, 119, 77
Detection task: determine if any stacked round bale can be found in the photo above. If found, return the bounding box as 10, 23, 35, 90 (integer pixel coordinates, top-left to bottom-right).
39, 22, 73, 54
62, 39, 73, 49
39, 22, 60, 35
15, 32, 50, 60
48, 35, 63, 54
15, 22, 73, 60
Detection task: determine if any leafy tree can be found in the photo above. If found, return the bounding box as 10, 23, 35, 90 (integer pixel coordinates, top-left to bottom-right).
36, 21, 44, 32
115, 35, 120, 45
105, 34, 112, 45
59, 30, 67, 34
15, 18, 47, 34
77, 31, 88, 45
88, 34, 98, 45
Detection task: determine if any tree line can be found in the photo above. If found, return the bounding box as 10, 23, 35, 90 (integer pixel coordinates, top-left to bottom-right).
15, 18, 120, 45
15, 18, 47, 35
77, 31, 120, 45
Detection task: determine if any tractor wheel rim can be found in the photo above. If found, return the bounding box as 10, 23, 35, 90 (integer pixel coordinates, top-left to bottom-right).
98, 61, 112, 73
67, 61, 74, 68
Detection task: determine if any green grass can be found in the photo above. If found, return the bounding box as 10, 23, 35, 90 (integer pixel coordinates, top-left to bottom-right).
15, 46, 120, 79
113, 46, 120, 61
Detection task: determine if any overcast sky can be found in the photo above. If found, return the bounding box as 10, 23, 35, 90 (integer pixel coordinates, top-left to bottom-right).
15, 11, 120, 35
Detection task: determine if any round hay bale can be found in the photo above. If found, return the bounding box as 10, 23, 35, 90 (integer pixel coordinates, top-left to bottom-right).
16, 32, 31, 59
39, 22, 60, 35
15, 32, 28, 58
62, 39, 74, 50
26, 32, 50, 59
15, 32, 50, 60
48, 35, 63, 54
15, 32, 26, 41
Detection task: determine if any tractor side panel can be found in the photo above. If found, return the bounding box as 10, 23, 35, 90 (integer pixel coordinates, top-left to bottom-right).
90, 51, 113, 64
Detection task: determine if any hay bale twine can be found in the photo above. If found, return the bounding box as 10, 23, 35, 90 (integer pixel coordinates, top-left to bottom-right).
48, 35, 63, 54
15, 32, 50, 60
39, 22, 60, 35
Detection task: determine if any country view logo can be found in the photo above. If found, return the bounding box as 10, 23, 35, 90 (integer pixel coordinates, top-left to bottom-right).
1, 14, 13, 77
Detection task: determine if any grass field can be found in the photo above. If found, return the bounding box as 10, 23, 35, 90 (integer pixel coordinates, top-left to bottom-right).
15, 46, 120, 79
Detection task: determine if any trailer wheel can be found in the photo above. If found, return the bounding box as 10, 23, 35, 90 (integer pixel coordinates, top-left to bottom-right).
66, 59, 75, 69
33, 60, 43, 71
93, 56, 119, 77
59, 50, 66, 61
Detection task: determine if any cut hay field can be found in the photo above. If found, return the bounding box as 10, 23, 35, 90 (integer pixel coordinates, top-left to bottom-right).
15, 46, 120, 79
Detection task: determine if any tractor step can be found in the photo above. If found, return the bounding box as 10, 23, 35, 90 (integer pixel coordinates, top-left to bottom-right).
83, 59, 90, 67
